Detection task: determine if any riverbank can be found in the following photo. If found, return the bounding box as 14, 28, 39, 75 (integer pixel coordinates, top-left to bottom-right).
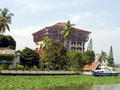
0, 75, 120, 89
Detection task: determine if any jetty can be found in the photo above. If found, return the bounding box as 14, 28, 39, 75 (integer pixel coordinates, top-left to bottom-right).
0, 70, 80, 75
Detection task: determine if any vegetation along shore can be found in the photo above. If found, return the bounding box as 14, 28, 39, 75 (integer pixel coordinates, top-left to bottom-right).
0, 75, 120, 89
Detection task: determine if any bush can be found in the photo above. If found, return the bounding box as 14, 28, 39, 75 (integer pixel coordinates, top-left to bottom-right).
0, 54, 15, 61
8, 64, 13, 70
32, 65, 38, 71
69, 67, 76, 71
16, 65, 24, 70
44, 68, 49, 71
24, 66, 30, 70
20, 47, 40, 67
0, 67, 3, 71
2, 64, 9, 70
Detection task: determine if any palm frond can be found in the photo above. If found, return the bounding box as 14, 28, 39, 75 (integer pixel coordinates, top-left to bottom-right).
0, 8, 13, 33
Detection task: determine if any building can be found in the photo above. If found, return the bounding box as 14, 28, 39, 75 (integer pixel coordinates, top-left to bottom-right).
32, 22, 91, 52
0, 48, 20, 68
82, 62, 100, 75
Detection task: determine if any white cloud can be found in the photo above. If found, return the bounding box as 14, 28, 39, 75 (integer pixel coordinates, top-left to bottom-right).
11, 0, 95, 12
12, 0, 80, 11
5, 26, 42, 50
68, 11, 110, 28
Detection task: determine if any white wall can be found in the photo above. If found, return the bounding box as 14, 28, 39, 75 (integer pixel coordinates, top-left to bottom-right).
0, 50, 15, 54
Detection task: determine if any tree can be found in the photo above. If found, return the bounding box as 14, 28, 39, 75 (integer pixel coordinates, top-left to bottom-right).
84, 50, 95, 62
97, 51, 107, 63
20, 47, 40, 67
39, 37, 52, 52
0, 34, 16, 50
61, 20, 75, 49
40, 38, 68, 70
107, 46, 115, 67
0, 8, 14, 34
67, 51, 90, 70
87, 38, 93, 51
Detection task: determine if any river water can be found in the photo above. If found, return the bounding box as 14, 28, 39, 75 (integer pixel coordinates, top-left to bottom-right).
36, 84, 120, 90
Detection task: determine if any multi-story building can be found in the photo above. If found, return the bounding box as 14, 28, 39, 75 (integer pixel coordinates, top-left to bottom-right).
32, 22, 91, 52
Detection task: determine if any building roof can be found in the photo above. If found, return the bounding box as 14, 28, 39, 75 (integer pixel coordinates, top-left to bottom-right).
82, 62, 99, 71
32, 22, 91, 35
0, 48, 11, 50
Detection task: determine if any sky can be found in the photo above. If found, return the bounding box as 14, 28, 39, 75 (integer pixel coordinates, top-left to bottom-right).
0, 0, 120, 64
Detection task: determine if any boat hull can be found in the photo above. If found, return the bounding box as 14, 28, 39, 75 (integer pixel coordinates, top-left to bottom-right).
93, 72, 118, 76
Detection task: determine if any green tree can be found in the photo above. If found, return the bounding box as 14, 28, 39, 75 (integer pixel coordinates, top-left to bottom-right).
0, 34, 16, 50
20, 47, 40, 67
97, 51, 107, 63
61, 20, 75, 49
107, 46, 115, 67
39, 37, 51, 51
40, 38, 68, 70
84, 50, 95, 62
0, 8, 14, 34
67, 51, 90, 70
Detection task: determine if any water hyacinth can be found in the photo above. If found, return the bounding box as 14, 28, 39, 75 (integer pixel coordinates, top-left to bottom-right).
0, 75, 120, 89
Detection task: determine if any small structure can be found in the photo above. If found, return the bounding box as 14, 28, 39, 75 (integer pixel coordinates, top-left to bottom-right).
81, 62, 100, 75
0, 48, 20, 68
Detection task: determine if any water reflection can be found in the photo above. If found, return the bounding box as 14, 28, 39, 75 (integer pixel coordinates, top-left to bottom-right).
25, 84, 120, 90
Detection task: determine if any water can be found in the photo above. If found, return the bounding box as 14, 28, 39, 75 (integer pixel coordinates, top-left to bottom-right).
32, 84, 120, 90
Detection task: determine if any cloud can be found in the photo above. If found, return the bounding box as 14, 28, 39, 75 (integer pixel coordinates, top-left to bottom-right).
5, 26, 42, 50
68, 11, 110, 28
12, 0, 81, 12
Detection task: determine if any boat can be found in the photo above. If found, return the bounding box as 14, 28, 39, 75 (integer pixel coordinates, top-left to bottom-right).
92, 65, 119, 76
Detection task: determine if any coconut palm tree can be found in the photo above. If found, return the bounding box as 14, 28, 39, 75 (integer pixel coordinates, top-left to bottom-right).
39, 37, 50, 51
97, 51, 108, 63
39, 37, 63, 70
61, 20, 75, 50
0, 8, 14, 34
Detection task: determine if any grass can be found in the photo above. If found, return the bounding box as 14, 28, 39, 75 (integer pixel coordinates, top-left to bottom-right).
0, 75, 120, 89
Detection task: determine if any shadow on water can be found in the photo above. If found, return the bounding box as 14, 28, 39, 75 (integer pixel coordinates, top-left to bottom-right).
23, 84, 120, 90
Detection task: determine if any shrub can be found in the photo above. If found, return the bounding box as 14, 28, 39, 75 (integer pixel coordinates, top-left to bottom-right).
16, 65, 24, 70
20, 47, 40, 67
2, 64, 9, 70
8, 64, 13, 70
32, 65, 38, 71
24, 66, 30, 70
69, 67, 76, 71
0, 67, 3, 71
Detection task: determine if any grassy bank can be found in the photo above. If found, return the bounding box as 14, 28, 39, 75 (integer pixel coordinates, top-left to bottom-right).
0, 75, 120, 89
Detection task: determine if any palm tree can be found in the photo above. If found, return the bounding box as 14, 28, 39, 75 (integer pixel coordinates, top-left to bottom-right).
61, 20, 75, 50
0, 8, 14, 34
39, 37, 51, 52
38, 37, 61, 69
97, 51, 108, 63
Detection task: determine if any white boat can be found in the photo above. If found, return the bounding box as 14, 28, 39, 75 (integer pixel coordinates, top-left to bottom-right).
93, 65, 119, 76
